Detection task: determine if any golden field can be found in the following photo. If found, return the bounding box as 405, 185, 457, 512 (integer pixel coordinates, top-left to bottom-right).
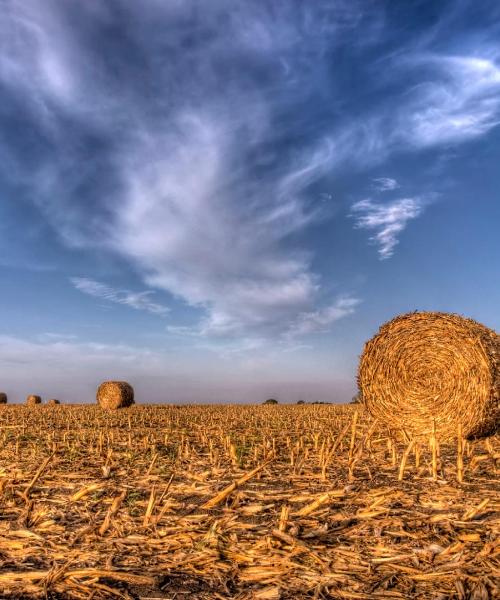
0, 404, 498, 599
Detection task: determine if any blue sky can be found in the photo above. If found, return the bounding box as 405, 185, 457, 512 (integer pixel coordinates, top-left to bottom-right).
0, 0, 499, 403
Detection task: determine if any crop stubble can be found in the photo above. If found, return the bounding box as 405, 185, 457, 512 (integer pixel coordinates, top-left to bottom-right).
0, 404, 498, 599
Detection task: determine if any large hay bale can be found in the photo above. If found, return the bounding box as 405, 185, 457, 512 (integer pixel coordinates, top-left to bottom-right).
358, 312, 499, 440
0, 393, 7, 404
47, 399, 61, 406
26, 395, 42, 406
97, 381, 134, 409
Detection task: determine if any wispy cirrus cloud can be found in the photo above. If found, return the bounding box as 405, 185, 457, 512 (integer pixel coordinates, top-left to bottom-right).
351, 198, 424, 259
1, 1, 500, 343
109, 113, 338, 338
345, 53, 500, 166
287, 296, 361, 337
0, 1, 360, 340
373, 177, 400, 192
71, 277, 169, 316
394, 54, 500, 149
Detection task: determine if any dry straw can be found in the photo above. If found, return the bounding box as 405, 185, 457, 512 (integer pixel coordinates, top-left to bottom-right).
97, 381, 134, 409
358, 312, 499, 440
0, 392, 7, 404
26, 395, 42, 406
47, 399, 61, 406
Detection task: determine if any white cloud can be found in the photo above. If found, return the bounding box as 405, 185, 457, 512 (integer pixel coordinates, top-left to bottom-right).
71, 277, 170, 316
288, 296, 361, 337
394, 54, 500, 148
0, 2, 354, 340
373, 177, 400, 191
351, 197, 424, 259
107, 112, 336, 338
3, 2, 500, 344
334, 53, 500, 167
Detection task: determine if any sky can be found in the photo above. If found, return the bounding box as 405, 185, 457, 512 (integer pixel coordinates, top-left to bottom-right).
0, 0, 499, 404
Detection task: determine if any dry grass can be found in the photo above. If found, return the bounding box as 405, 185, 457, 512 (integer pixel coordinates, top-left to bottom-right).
359, 312, 499, 440
0, 404, 498, 599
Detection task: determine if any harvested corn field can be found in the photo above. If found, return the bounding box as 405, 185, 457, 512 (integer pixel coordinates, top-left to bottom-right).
0, 404, 498, 600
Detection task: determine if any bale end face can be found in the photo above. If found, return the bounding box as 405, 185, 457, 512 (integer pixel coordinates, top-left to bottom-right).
358, 311, 499, 441
97, 381, 134, 409
0, 393, 7, 404
26, 395, 42, 406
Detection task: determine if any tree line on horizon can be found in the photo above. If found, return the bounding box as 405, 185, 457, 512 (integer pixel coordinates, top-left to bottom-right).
263, 394, 361, 405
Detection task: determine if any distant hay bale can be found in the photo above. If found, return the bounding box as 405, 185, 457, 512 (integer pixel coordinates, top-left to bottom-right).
358, 312, 499, 440
0, 393, 7, 404
97, 381, 135, 409
26, 395, 42, 406
47, 399, 61, 406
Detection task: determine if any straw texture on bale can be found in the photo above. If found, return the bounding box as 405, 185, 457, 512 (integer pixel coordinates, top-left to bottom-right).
47, 399, 61, 406
358, 312, 499, 440
26, 395, 42, 406
0, 393, 7, 404
97, 381, 134, 409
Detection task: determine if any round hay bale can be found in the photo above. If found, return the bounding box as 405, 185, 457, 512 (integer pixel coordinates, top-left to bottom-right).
47, 399, 61, 406
97, 381, 134, 409
358, 312, 499, 440
0, 393, 7, 404
26, 395, 42, 406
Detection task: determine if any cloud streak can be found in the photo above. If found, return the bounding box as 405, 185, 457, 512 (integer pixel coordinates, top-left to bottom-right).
373, 177, 400, 192
287, 296, 361, 337
71, 277, 170, 316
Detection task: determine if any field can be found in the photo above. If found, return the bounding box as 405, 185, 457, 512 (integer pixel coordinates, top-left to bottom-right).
0, 404, 498, 600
